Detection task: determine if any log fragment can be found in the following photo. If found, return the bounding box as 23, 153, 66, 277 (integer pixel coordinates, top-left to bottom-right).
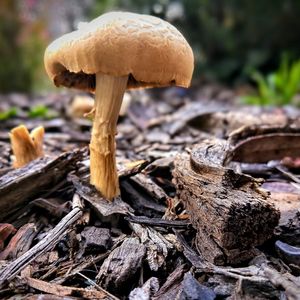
173, 139, 280, 265
0, 148, 85, 222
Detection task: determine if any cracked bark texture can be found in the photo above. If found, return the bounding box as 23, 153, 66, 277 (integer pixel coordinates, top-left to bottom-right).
173, 139, 280, 265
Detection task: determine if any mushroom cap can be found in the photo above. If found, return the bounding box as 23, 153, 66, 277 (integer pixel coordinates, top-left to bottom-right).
44, 11, 194, 92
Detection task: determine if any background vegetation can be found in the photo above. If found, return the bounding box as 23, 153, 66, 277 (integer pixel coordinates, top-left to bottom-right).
1, 0, 300, 96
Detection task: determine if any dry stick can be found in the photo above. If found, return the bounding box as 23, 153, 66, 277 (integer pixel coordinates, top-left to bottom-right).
76, 271, 119, 300
0, 195, 83, 289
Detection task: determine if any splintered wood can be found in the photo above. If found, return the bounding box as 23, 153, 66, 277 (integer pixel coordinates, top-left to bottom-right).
173, 139, 280, 265
10, 125, 44, 168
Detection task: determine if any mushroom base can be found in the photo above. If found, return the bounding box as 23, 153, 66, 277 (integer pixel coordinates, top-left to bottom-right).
90, 73, 128, 200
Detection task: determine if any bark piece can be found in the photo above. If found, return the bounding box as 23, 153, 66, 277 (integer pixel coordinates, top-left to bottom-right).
0, 223, 38, 260
80, 227, 112, 255
96, 237, 146, 293
180, 272, 216, 300
70, 174, 133, 217
229, 125, 300, 163
153, 264, 187, 300
0, 148, 85, 222
129, 277, 159, 300
130, 223, 173, 271
235, 277, 280, 300
264, 267, 300, 300
120, 180, 166, 217
173, 139, 280, 265
0, 224, 16, 250
131, 173, 168, 202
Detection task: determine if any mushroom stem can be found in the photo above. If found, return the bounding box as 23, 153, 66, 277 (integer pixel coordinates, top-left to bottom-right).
90, 73, 128, 200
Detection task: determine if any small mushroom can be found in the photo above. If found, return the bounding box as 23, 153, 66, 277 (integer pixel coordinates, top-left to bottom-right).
10, 125, 44, 168
44, 12, 194, 200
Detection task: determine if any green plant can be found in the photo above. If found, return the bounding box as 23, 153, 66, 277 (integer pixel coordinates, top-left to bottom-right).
242, 57, 300, 106
28, 105, 57, 119
89, 0, 300, 83
0, 107, 18, 121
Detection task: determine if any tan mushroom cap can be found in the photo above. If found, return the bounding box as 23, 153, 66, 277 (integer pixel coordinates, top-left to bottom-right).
44, 11, 194, 92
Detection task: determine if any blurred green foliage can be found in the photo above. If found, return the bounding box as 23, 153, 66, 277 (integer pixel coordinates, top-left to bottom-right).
28, 104, 58, 119
0, 1, 30, 92
0, 0, 48, 93
1, 0, 300, 93
0, 107, 18, 121
243, 56, 300, 106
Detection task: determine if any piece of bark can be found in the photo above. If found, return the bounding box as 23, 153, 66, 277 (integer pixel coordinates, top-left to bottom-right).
96, 237, 146, 293
153, 264, 188, 300
130, 173, 168, 202
234, 277, 280, 300
129, 277, 160, 300
229, 125, 300, 163
179, 272, 216, 300
29, 198, 71, 218
0, 224, 16, 251
130, 223, 173, 271
173, 139, 280, 265
69, 174, 133, 217
120, 180, 166, 217
276, 212, 300, 245
264, 267, 300, 300
118, 159, 149, 179
0, 223, 39, 260
24, 276, 118, 300
79, 227, 112, 255
0, 148, 85, 222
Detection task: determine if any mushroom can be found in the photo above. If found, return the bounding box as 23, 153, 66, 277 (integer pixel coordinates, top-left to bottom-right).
44, 12, 194, 200
10, 125, 44, 168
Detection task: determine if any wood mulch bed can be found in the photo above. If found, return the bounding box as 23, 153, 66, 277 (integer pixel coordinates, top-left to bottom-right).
1, 85, 300, 299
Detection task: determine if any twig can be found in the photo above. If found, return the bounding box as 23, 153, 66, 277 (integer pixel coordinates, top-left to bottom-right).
76, 271, 119, 300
